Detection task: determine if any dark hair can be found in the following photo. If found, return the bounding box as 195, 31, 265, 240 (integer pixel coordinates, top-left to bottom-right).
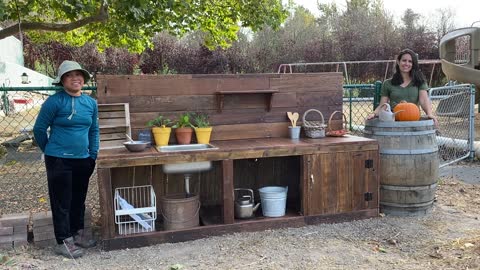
391, 48, 426, 87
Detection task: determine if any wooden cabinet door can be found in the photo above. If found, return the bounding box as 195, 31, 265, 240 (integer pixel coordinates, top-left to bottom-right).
303, 150, 378, 216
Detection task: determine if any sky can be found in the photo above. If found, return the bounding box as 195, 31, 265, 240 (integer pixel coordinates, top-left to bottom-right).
293, 0, 480, 28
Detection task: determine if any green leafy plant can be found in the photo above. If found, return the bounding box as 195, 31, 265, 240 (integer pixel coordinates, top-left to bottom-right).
192, 112, 210, 128
173, 113, 194, 128
0, 145, 7, 159
147, 115, 172, 128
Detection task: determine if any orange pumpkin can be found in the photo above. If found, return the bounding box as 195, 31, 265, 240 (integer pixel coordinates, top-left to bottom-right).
394, 101, 421, 121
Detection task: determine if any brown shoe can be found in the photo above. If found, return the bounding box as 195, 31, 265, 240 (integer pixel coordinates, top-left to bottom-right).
54, 237, 84, 258
74, 229, 97, 248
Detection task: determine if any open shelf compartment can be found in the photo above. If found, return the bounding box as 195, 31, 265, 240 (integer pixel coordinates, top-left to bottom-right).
114, 185, 157, 235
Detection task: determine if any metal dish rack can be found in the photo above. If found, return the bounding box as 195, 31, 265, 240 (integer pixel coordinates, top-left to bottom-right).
114, 185, 157, 235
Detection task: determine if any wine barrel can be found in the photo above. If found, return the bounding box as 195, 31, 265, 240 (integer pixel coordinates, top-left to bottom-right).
364, 119, 439, 216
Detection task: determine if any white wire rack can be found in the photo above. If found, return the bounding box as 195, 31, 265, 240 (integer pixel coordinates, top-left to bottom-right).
114, 185, 157, 235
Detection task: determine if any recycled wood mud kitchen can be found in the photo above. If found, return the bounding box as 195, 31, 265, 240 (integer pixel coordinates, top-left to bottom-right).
96, 73, 380, 250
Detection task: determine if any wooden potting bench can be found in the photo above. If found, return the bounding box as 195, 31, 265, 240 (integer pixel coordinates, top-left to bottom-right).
96, 73, 379, 250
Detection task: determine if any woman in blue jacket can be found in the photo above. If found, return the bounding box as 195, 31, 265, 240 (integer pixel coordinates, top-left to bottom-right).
33, 61, 99, 258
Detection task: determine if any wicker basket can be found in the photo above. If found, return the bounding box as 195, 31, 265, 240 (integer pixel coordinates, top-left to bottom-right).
302, 109, 326, 138
326, 111, 349, 137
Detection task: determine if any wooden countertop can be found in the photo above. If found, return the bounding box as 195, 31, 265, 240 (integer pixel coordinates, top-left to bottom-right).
97, 135, 378, 168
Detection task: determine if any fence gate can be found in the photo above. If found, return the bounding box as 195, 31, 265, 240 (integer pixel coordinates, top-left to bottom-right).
430, 84, 476, 167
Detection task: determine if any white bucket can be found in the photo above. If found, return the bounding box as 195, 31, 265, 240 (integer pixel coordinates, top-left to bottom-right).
258, 186, 288, 217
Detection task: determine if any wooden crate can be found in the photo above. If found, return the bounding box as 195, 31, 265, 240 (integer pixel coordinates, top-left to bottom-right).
99, 103, 131, 150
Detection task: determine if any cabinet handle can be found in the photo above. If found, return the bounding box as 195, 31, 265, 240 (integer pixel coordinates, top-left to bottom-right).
310, 174, 314, 187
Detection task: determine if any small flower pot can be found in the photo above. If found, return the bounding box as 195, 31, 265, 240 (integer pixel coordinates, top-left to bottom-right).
175, 127, 193, 145
288, 126, 301, 139
194, 127, 213, 144
152, 127, 171, 146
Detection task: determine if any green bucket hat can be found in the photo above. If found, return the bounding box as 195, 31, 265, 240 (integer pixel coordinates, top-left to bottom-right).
52, 60, 91, 86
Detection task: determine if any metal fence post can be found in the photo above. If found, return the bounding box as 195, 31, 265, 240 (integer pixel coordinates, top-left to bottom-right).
1, 86, 9, 115
373, 81, 382, 110
469, 84, 476, 160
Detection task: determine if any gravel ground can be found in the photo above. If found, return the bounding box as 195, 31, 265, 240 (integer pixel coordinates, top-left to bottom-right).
1, 162, 480, 270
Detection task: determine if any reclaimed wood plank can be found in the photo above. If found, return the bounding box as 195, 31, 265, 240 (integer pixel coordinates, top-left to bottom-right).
97, 137, 379, 168
270, 73, 342, 90
101, 208, 377, 250
98, 111, 127, 118
100, 133, 126, 141
222, 160, 234, 224
97, 168, 115, 239
336, 152, 352, 213
103, 214, 305, 250
366, 150, 380, 210
222, 159, 234, 224
98, 103, 129, 112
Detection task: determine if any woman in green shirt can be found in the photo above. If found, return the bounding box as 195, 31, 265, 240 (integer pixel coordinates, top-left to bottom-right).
367, 49, 438, 126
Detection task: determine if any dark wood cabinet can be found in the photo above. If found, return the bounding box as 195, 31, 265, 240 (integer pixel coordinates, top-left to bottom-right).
98, 137, 379, 250
302, 150, 379, 216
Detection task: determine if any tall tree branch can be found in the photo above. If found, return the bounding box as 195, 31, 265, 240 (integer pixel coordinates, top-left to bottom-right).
0, 2, 108, 40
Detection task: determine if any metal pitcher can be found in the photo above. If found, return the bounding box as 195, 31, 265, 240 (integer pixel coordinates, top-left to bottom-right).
378, 103, 403, 122
234, 188, 260, 219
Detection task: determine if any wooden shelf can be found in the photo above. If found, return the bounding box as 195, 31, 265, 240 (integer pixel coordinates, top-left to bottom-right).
216, 90, 279, 113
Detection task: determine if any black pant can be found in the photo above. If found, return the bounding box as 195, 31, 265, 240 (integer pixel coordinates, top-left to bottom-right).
45, 155, 95, 244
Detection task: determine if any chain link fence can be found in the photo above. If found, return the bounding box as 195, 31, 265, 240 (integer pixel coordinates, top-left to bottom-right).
430, 84, 476, 166
0, 83, 476, 198
0, 86, 97, 214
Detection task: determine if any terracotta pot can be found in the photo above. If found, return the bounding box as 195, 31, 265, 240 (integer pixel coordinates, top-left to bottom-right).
175, 127, 193, 144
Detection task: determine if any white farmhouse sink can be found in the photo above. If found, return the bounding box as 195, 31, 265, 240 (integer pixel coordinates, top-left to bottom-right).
159, 144, 217, 194
162, 161, 212, 174
159, 144, 217, 174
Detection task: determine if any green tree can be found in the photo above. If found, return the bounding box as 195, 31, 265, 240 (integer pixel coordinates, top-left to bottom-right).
0, 0, 287, 52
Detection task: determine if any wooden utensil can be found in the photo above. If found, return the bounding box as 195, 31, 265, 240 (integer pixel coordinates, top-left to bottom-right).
125, 134, 134, 143
292, 112, 299, 127
286, 112, 295, 126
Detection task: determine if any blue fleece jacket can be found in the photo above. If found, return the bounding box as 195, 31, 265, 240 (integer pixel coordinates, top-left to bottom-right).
33, 91, 99, 160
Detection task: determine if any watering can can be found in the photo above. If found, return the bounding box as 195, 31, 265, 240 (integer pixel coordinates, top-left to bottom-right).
378, 103, 402, 122
234, 188, 260, 219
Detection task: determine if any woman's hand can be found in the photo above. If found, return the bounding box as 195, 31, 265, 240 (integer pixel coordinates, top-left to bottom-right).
427, 114, 438, 128
367, 113, 377, 120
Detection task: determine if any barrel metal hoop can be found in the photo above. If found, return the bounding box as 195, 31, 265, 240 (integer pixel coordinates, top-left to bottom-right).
381, 183, 437, 191
380, 200, 434, 208
379, 147, 439, 155
365, 119, 434, 128
363, 130, 436, 136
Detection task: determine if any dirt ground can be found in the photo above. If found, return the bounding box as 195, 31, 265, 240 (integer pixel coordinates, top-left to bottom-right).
0, 162, 479, 270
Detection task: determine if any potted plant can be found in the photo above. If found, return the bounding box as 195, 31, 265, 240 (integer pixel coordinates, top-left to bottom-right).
192, 112, 213, 144
173, 112, 194, 145
147, 115, 172, 146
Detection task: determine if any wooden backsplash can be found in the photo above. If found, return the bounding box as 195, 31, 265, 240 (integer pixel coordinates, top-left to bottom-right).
96, 73, 343, 142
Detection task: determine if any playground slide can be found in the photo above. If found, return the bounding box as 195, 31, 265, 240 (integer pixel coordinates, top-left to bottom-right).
439, 27, 480, 102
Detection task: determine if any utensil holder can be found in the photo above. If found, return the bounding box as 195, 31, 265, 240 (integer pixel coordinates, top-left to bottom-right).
288, 126, 301, 139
